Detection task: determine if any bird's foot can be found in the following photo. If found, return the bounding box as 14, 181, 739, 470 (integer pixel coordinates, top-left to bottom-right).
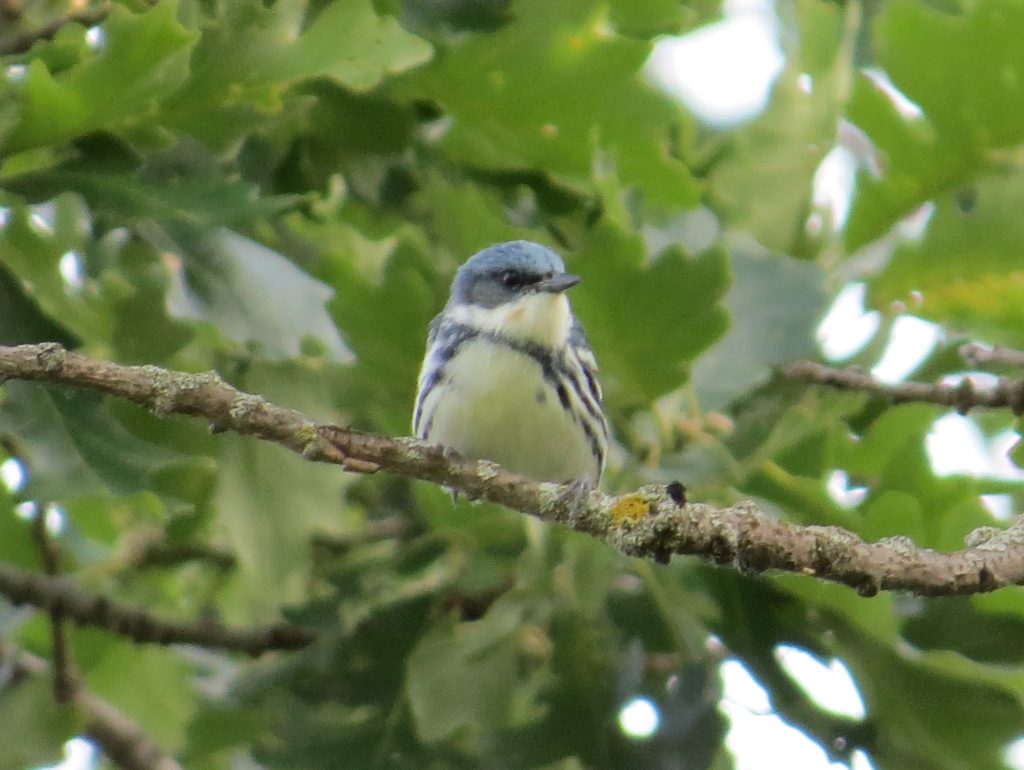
559, 475, 598, 525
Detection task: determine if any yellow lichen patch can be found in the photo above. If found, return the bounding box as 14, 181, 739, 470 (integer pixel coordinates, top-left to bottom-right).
611, 494, 651, 524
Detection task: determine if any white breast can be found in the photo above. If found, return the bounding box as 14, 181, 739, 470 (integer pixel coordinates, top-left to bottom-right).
419, 336, 599, 483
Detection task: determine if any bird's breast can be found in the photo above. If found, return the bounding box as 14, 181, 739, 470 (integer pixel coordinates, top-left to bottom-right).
420, 336, 599, 483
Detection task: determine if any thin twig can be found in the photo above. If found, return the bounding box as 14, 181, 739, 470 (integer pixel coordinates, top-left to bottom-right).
133, 541, 236, 570
960, 342, 1024, 368
0, 642, 48, 689
119, 531, 237, 572
780, 360, 1024, 415
30, 511, 77, 704
311, 517, 412, 556
0, 641, 185, 770
441, 579, 515, 621
0, 4, 111, 56
0, 561, 315, 654
25, 508, 181, 770
4, 343, 1024, 596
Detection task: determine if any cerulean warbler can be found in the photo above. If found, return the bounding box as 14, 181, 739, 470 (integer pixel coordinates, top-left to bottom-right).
413, 240, 608, 485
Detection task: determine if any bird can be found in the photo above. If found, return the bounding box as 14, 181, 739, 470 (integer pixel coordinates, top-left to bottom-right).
413, 240, 608, 486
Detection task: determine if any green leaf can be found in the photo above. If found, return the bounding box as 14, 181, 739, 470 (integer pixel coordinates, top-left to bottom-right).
181, 703, 268, 765
399, 0, 513, 37
773, 572, 902, 643
3, 22, 92, 77
877, 3, 1024, 150
713, 569, 1024, 770
274, 1, 433, 90
76, 631, 197, 750
0, 382, 185, 502
572, 222, 730, 407
2, 3, 198, 153
710, 0, 847, 256
0, 195, 115, 346
325, 236, 437, 434
0, 261, 72, 346
158, 226, 351, 362
411, 173, 551, 264
842, 405, 992, 548
0, 678, 75, 768
903, 596, 1024, 665
867, 174, 1024, 346
401, 0, 698, 205
240, 586, 437, 768
299, 83, 418, 190
607, 0, 689, 37
691, 239, 826, 411
845, 1, 1024, 249
211, 362, 355, 622
0, 496, 36, 569
158, 0, 431, 146
839, 629, 1024, 769
406, 602, 524, 742
14, 142, 300, 231
858, 491, 925, 544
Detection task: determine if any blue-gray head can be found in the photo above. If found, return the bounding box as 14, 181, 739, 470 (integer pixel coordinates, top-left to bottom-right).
447, 240, 580, 309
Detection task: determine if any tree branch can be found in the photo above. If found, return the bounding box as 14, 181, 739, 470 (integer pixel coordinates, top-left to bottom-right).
0, 561, 315, 654
4, 343, 1024, 597
780, 360, 1024, 415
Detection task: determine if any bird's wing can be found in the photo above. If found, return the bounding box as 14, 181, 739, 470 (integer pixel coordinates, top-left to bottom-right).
569, 318, 603, 404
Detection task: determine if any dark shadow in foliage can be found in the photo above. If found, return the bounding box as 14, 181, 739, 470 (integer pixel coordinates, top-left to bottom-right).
903, 596, 1024, 665
401, 0, 513, 37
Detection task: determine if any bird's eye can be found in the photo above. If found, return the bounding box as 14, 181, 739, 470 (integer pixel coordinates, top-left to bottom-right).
500, 270, 523, 289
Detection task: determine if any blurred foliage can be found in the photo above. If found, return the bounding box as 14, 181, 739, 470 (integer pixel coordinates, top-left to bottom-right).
2, 1, 1024, 769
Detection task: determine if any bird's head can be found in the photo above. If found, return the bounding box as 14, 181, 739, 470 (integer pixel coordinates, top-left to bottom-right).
446, 241, 581, 347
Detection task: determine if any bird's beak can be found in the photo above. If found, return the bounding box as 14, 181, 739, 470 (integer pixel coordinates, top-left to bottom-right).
535, 273, 581, 293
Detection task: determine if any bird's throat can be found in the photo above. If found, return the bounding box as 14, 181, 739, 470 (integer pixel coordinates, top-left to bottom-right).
450, 293, 573, 348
